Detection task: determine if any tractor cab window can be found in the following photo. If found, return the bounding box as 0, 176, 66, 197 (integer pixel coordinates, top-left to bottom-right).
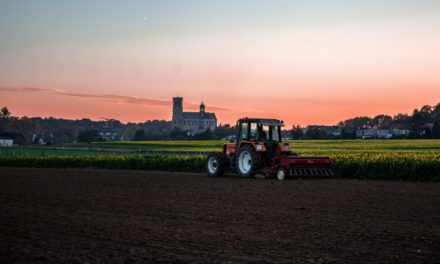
259, 124, 269, 141
249, 123, 258, 140
271, 126, 280, 142
240, 122, 248, 140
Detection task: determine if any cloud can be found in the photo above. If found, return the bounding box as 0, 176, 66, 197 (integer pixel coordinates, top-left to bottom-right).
0, 86, 235, 112
0, 87, 63, 93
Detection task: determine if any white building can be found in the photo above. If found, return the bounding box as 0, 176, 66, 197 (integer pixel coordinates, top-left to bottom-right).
0, 138, 13, 147
356, 129, 376, 139
391, 128, 411, 136
376, 129, 393, 139
356, 128, 411, 139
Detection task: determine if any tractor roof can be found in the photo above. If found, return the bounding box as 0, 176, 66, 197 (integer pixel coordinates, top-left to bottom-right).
238, 118, 284, 126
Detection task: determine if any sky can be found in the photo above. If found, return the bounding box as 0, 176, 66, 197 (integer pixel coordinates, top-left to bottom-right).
1, 0, 440, 126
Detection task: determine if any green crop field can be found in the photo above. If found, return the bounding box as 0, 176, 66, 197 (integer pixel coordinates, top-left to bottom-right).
57, 140, 225, 152
289, 140, 440, 155
3, 139, 440, 156
0, 148, 128, 157
1, 139, 440, 181
57, 139, 440, 154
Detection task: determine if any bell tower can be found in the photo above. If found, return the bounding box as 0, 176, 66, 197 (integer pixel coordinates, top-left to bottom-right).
172, 97, 183, 128
200, 101, 205, 113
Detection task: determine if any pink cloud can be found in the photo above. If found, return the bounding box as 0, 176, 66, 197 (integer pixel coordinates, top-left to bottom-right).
0, 86, 234, 112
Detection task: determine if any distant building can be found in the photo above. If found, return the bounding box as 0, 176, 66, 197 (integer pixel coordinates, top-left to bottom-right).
391, 128, 410, 136
98, 131, 118, 141
356, 128, 410, 139
376, 129, 393, 139
172, 97, 217, 134
424, 123, 434, 130
0, 133, 26, 146
0, 138, 13, 147
356, 129, 375, 139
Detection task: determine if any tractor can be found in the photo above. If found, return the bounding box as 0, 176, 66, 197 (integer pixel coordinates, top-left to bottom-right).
206, 118, 333, 180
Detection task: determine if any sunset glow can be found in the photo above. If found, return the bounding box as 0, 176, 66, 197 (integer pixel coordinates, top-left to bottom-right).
1, 1, 440, 126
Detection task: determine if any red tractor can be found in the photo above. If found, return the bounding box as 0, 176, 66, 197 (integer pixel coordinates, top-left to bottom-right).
206, 118, 333, 180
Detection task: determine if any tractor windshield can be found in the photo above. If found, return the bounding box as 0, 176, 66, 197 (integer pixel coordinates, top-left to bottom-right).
249, 123, 271, 141
258, 124, 280, 142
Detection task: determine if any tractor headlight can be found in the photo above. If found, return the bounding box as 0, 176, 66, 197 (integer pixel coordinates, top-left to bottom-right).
256, 144, 263, 151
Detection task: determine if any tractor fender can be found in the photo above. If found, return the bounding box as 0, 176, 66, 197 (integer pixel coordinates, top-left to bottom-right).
277, 142, 292, 153
224, 142, 236, 156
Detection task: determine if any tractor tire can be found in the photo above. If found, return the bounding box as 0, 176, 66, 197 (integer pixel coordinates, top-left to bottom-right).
276, 168, 287, 181
236, 144, 263, 178
206, 152, 225, 177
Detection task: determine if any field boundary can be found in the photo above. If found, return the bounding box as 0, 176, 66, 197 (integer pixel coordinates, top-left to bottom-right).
1, 153, 440, 181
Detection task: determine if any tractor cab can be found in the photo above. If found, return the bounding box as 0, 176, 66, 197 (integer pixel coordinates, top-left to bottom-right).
236, 118, 282, 143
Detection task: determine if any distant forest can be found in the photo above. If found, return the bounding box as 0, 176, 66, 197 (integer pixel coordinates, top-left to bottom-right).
1, 102, 440, 144
291, 103, 440, 139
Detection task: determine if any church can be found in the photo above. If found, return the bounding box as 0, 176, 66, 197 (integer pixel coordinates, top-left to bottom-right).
172, 97, 217, 134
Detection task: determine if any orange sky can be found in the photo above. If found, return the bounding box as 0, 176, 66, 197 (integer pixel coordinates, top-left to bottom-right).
1, 1, 440, 126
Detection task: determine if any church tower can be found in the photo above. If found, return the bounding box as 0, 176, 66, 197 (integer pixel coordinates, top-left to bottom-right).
172, 97, 183, 128
200, 101, 205, 113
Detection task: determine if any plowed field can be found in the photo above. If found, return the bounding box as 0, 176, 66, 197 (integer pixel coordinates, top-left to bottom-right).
1, 168, 439, 263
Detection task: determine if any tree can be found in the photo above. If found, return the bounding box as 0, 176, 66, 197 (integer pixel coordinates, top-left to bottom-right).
371, 115, 392, 129
0, 106, 11, 132
392, 113, 410, 128
304, 127, 326, 139
122, 126, 138, 141
342, 116, 372, 131
6, 116, 41, 144
432, 103, 440, 120
409, 109, 424, 138
341, 128, 355, 139
170, 127, 188, 140
424, 127, 432, 139
212, 124, 235, 140
420, 105, 433, 121
0, 107, 11, 119
194, 128, 213, 140
134, 129, 146, 141
77, 129, 101, 143
290, 125, 304, 139
432, 121, 440, 139
53, 128, 75, 144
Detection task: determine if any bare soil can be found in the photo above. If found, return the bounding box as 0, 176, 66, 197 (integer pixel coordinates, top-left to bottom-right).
1, 168, 439, 263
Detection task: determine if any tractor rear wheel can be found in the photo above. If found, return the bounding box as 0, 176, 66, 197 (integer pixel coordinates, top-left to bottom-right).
206, 152, 225, 177
236, 144, 263, 178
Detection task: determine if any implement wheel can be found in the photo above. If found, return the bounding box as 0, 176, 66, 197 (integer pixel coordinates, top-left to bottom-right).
206, 153, 225, 177
276, 168, 287, 181
236, 144, 263, 178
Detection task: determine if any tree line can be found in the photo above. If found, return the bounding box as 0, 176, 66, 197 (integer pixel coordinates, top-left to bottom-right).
289, 103, 440, 139
1, 102, 440, 144
0, 106, 236, 144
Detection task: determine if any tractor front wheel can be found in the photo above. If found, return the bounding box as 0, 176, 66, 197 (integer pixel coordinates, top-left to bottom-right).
206, 153, 225, 177
236, 145, 262, 178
